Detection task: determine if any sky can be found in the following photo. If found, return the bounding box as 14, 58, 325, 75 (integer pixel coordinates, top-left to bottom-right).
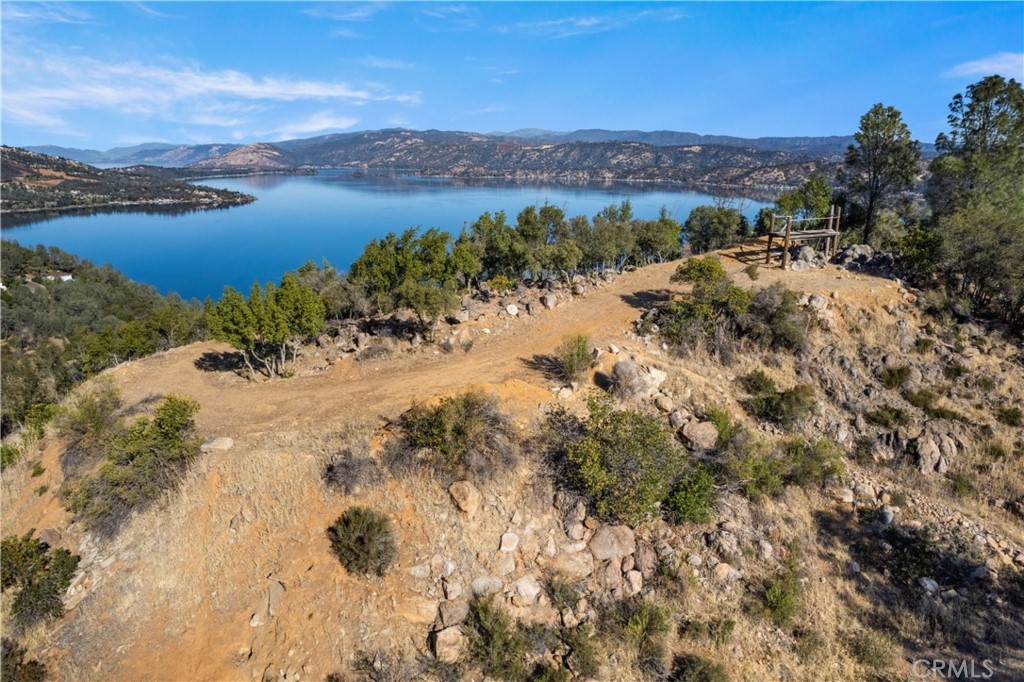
2, 1, 1022, 150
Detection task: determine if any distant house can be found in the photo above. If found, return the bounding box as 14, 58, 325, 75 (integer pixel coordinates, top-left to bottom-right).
42, 271, 74, 282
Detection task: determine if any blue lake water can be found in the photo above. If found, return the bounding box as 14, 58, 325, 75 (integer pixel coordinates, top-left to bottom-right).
2, 171, 768, 301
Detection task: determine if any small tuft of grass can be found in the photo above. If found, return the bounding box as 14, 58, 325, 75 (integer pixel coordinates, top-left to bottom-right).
743, 263, 760, 281
949, 472, 975, 499
740, 384, 816, 431
738, 369, 775, 396
545, 574, 581, 612
996, 406, 1023, 427
880, 365, 912, 390
327, 507, 398, 577
705, 405, 737, 447
914, 337, 936, 354
669, 654, 730, 682
465, 596, 528, 681
849, 629, 893, 672
865, 405, 911, 428
29, 463, 45, 478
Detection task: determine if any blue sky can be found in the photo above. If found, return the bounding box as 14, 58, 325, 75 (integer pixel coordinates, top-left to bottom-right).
2, 2, 1022, 150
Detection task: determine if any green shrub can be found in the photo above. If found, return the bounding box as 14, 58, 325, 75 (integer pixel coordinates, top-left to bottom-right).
566, 393, 682, 524
950, 472, 975, 499
555, 334, 592, 384
465, 596, 528, 681
764, 543, 802, 628
64, 395, 201, 535
561, 624, 599, 678
738, 370, 775, 396
680, 618, 735, 647
743, 263, 760, 281
1, 638, 47, 682
865, 405, 910, 428
395, 390, 519, 480
904, 388, 963, 421
849, 629, 893, 672
943, 361, 968, 380
705, 405, 736, 446
976, 375, 997, 391
914, 337, 936, 354
34, 486, 47, 497
56, 381, 121, 446
545, 574, 581, 611
740, 384, 816, 430
604, 598, 671, 678
666, 463, 716, 524
736, 282, 811, 351
879, 365, 912, 390
30, 463, 44, 478
996, 406, 1023, 427
781, 438, 845, 489
669, 654, 730, 682
0, 531, 80, 631
327, 507, 398, 577
487, 275, 514, 295
1, 442, 21, 471
722, 432, 783, 502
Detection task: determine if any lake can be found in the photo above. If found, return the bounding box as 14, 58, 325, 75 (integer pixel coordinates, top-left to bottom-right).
2, 171, 769, 301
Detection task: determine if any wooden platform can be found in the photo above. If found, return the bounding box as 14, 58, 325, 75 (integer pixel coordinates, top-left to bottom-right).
763, 206, 843, 268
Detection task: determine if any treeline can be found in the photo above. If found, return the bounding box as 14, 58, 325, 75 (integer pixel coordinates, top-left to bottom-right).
0, 241, 206, 437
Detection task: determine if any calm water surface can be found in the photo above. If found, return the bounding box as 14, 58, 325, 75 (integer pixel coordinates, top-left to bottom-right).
3, 171, 768, 300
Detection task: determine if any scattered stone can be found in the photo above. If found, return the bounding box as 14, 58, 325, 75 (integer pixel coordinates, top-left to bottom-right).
431, 626, 463, 663
668, 411, 686, 429
837, 488, 855, 504
409, 563, 432, 580
625, 570, 643, 595
267, 580, 286, 615
682, 420, 719, 450
547, 551, 595, 579
512, 576, 542, 604
919, 577, 940, 596
443, 580, 463, 600
201, 436, 234, 453
500, 532, 520, 553
655, 394, 674, 413
880, 506, 896, 526
439, 599, 470, 627
540, 294, 558, 309
589, 525, 636, 561
758, 539, 774, 561
848, 561, 860, 575
608, 344, 619, 354
505, 304, 519, 317
687, 554, 703, 567
471, 576, 503, 597
397, 596, 439, 624
449, 481, 482, 516
713, 563, 741, 582
38, 528, 62, 547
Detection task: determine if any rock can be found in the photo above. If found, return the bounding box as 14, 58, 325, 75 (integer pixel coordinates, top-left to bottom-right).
512, 576, 542, 604
38, 528, 62, 548
397, 596, 439, 624
449, 481, 482, 516
471, 576, 503, 597
758, 539, 774, 561
557, 387, 573, 400
708, 530, 739, 559
612, 360, 666, 398
566, 523, 586, 541
493, 552, 516, 577
880, 506, 896, 526
916, 437, 942, 474
919, 577, 940, 596
668, 410, 686, 429
431, 626, 463, 663
547, 551, 595, 579
837, 488, 855, 504
848, 561, 860, 574
687, 554, 703, 567
595, 560, 624, 592
608, 344, 620, 354
505, 304, 519, 317
201, 436, 234, 453
267, 580, 286, 615
540, 294, 558, 309
439, 599, 470, 627
713, 563, 742, 582
443, 580, 463, 600
409, 563, 432, 580
634, 541, 659, 579
682, 420, 719, 450
655, 394, 674, 413
589, 525, 636, 561
625, 570, 643, 595
500, 532, 520, 553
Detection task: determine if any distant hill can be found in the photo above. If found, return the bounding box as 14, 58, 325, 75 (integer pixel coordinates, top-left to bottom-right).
0, 146, 254, 218
24, 143, 241, 167
190, 143, 300, 170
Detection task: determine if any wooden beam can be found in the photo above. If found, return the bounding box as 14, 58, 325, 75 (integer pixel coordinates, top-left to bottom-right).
782, 217, 792, 269
765, 213, 776, 265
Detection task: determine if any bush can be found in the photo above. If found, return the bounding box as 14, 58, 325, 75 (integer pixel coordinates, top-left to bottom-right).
849, 629, 893, 672
740, 384, 816, 430
465, 596, 528, 681
561, 624, 599, 678
566, 393, 682, 524
322, 451, 380, 496
879, 365, 912, 390
327, 507, 398, 577
763, 543, 802, 628
904, 388, 962, 421
950, 472, 975, 499
781, 438, 845, 489
64, 395, 201, 535
865, 405, 910, 428
738, 370, 775, 396
1, 442, 21, 471
704, 405, 736, 446
666, 463, 716, 524
555, 333, 592, 384
736, 283, 811, 351
1, 638, 47, 682
395, 390, 519, 480
914, 337, 936, 354
669, 654, 730, 682
487, 275, 515, 295
679, 618, 735, 647
996, 406, 1023, 427
603, 598, 671, 678
545, 574, 582, 611
0, 531, 80, 631
55, 382, 122, 474
722, 432, 783, 502
743, 263, 760, 281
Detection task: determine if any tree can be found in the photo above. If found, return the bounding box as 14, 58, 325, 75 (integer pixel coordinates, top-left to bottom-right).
843, 103, 921, 245
927, 76, 1024, 324
682, 205, 745, 254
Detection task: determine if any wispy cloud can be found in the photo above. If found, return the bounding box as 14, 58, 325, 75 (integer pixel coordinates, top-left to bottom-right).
418, 4, 478, 31
331, 27, 361, 39
2, 2, 92, 24
360, 56, 415, 70
2, 50, 420, 136
131, 3, 178, 19
466, 104, 508, 116
943, 52, 1024, 80
496, 7, 684, 39
304, 2, 388, 22
272, 111, 360, 139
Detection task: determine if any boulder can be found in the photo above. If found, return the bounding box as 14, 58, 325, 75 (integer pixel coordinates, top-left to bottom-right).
540, 293, 558, 309
499, 532, 520, 553
439, 599, 470, 627
612, 360, 666, 398
589, 525, 636, 561
682, 420, 719, 450
655, 394, 674, 413
512, 576, 542, 604
505, 304, 519, 317
471, 576, 503, 597
201, 436, 234, 453
547, 551, 595, 579
449, 481, 482, 516
431, 626, 464, 663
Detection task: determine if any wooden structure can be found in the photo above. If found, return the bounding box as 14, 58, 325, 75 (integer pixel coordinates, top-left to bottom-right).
764, 205, 842, 268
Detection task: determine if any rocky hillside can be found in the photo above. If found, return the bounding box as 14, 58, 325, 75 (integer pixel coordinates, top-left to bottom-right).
190, 143, 300, 171
2, 242, 1021, 681
0, 146, 254, 218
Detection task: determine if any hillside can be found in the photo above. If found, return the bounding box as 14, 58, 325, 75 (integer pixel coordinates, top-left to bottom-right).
0, 147, 255, 218
2, 242, 1022, 681
190, 143, 301, 171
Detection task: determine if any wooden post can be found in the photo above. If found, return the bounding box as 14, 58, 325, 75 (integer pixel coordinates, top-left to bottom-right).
833, 207, 841, 256
826, 205, 835, 256
782, 217, 792, 269
764, 213, 776, 264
